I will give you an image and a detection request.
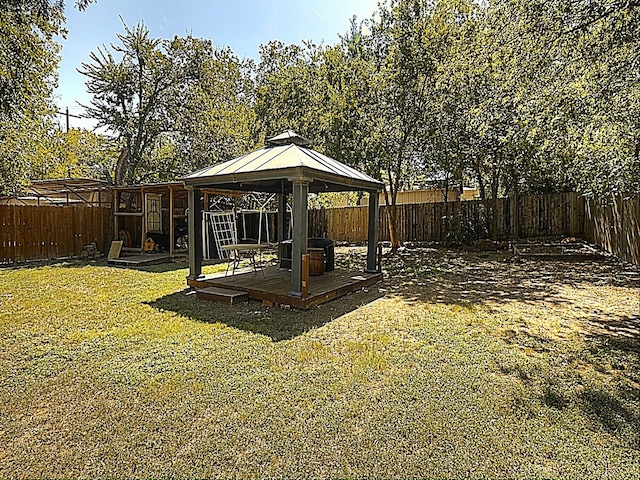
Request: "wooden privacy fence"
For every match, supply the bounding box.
[310,192,585,243]
[584,195,640,266]
[0,205,110,264]
[1,193,636,265]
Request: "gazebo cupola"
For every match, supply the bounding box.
[265,129,312,147]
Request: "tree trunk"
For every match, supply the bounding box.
[510,165,520,240]
[114,147,130,186]
[383,187,401,250]
[491,180,500,241]
[443,177,450,244]
[387,203,400,249]
[488,153,502,241]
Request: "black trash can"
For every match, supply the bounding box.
[280,240,293,269]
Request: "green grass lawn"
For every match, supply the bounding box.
[0,248,638,477]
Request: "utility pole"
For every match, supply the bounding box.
[56,108,83,132]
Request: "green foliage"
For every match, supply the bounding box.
[0,115,59,194]
[5,0,640,201]
[0,0,101,195]
[48,128,120,180]
[80,24,257,185]
[254,40,326,142]
[550,0,640,196]
[0,0,63,116]
[79,22,183,185]
[167,39,257,176]
[0,0,64,195]
[248,0,639,241]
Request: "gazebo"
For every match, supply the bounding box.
[182,130,384,307]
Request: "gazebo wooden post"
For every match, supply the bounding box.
[277,192,286,261]
[366,190,380,273]
[187,186,203,281]
[288,180,308,298]
[277,193,287,241]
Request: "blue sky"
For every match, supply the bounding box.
[55,0,379,130]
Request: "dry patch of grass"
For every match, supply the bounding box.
[0,247,638,477]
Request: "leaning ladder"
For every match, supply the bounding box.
[204,211,237,260]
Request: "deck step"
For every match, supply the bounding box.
[196,286,248,304]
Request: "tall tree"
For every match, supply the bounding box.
[367,0,440,247]
[321,20,383,177]
[0,0,99,195]
[254,40,326,142]
[552,0,640,196]
[81,25,257,184]
[0,0,63,115]
[168,39,257,175]
[0,0,64,194]
[80,22,189,185]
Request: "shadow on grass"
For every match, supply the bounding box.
[152,245,638,444]
[124,262,191,273]
[542,387,570,410]
[365,245,639,327]
[102,258,222,274]
[582,388,640,450]
[350,244,640,449]
[584,315,640,347]
[587,323,639,429]
[120,259,228,274]
[504,315,640,450]
[147,287,384,342]
[0,257,108,270]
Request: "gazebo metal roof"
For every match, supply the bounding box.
[182,131,383,193]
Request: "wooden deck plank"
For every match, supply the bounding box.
[107,253,184,267]
[108,253,172,266]
[188,266,382,309]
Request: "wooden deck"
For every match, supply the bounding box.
[187,266,382,309]
[108,253,174,266]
